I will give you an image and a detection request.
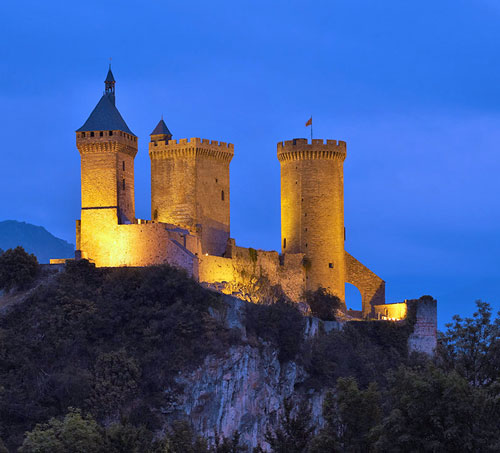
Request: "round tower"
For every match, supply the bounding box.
[278,138,347,300]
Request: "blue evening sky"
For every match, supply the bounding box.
[1,0,499,327]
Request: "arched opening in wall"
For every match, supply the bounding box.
[345,283,362,313]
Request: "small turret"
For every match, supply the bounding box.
[104,66,116,104]
[150,118,172,142]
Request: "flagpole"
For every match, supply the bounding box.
[310,115,313,141]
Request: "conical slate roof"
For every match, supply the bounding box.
[76,93,135,135]
[105,67,115,83]
[150,119,172,136]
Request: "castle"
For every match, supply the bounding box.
[70,67,389,318]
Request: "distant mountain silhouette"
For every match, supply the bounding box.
[0,220,74,264]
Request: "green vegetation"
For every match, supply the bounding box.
[304,287,342,321]
[0,261,236,449]
[0,246,39,292]
[248,248,258,263]
[263,300,500,452]
[0,255,498,452]
[17,410,246,453]
[245,299,305,363]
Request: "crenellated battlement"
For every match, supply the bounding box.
[277,138,346,161]
[149,137,234,162]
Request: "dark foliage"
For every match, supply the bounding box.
[0,246,39,292]
[303,318,413,389]
[438,300,500,387]
[0,262,233,449]
[304,287,342,321]
[374,365,500,452]
[245,299,305,362]
[264,399,314,453]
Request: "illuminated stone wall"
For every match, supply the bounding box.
[373,302,407,320]
[77,131,138,224]
[149,137,233,256]
[345,251,385,315]
[278,139,347,298]
[78,211,198,276]
[199,243,305,302]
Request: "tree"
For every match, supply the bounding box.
[309,378,381,453]
[439,300,500,387]
[0,246,38,292]
[167,421,209,453]
[265,399,314,453]
[304,287,342,321]
[373,365,500,452]
[19,408,104,453]
[213,431,246,453]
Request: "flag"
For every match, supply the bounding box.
[305,117,312,127]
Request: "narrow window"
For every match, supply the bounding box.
[81,132,85,138]
[329,263,334,269]
[305,213,307,217]
[109,131,113,136]
[283,238,286,249]
[221,190,224,201]
[215,178,218,183]
[122,179,125,190]
[305,228,308,232]
[305,243,308,248]
[122,161,125,171]
[100,131,103,137]
[90,132,94,137]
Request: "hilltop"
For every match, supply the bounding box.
[0,258,498,452]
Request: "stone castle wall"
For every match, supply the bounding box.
[408,297,437,355]
[199,244,305,302]
[149,138,233,256]
[78,210,198,276]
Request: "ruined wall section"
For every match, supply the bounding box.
[150,138,233,256]
[199,244,305,302]
[345,251,385,316]
[408,297,437,355]
[278,139,346,299]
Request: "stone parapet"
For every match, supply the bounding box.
[76,130,137,157]
[149,137,234,162]
[277,138,346,162]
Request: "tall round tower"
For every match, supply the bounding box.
[278,138,347,300]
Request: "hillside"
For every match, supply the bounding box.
[0,221,74,264]
[0,261,498,452]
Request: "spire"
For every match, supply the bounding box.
[105,65,116,105]
[150,118,172,140]
[76,66,135,135]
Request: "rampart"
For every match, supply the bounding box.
[149,137,234,161]
[199,244,305,302]
[277,138,347,161]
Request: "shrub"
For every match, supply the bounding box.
[0,246,39,292]
[245,299,305,362]
[304,287,342,321]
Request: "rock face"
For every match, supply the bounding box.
[164,297,327,449]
